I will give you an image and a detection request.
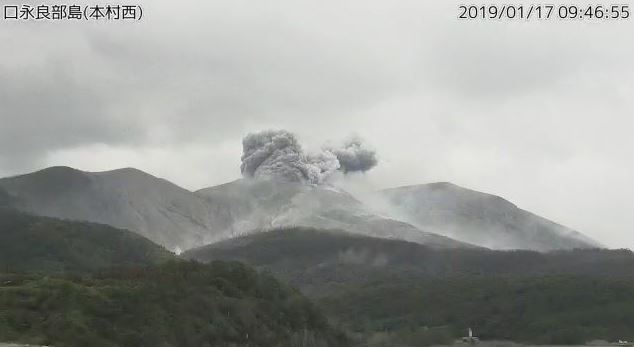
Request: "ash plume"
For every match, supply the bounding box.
[240,130,309,183]
[329,137,378,174]
[240,130,377,184]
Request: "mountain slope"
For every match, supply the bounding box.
[0,167,597,252]
[374,182,598,251]
[183,227,629,295]
[0,208,173,273]
[0,188,13,208]
[0,167,217,251]
[0,167,472,251]
[183,228,634,345]
[196,178,472,249]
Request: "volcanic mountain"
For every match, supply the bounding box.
[0,167,598,252]
[0,166,215,251]
[195,178,470,249]
[0,167,468,251]
[374,182,599,251]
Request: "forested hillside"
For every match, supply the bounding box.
[0,261,348,347]
[0,208,173,274]
[184,227,634,290]
[185,227,634,345]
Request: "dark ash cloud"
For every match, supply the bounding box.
[240,130,376,184]
[329,137,378,174]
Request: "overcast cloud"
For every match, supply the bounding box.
[1,0,633,248]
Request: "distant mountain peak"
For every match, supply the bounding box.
[30,166,155,177]
[196,178,473,249]
[376,183,598,251]
[25,165,88,178]
[384,182,519,209]
[41,165,81,172]
[0,166,212,251]
[100,167,148,175]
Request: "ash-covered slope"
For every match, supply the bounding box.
[0,166,215,251]
[0,167,473,252]
[375,182,599,251]
[196,178,473,249]
[201,129,475,248]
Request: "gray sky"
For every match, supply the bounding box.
[1,0,633,248]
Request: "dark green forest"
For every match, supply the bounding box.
[321,276,634,345]
[0,203,346,346]
[185,227,634,345]
[0,261,347,347]
[0,208,173,274]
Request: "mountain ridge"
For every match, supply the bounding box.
[195,178,474,249]
[0,166,599,252]
[183,227,628,293]
[374,182,598,251]
[0,166,215,251]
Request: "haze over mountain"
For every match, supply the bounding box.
[196,178,470,249]
[0,166,216,251]
[0,165,598,252]
[0,167,470,251]
[372,182,599,251]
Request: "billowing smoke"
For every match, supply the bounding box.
[329,137,378,174]
[305,151,340,183]
[240,130,309,182]
[240,130,377,184]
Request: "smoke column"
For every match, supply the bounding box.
[240,130,377,184]
[328,136,378,174]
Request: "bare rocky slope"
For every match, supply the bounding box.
[374,182,599,251]
[0,167,470,251]
[0,167,214,251]
[196,178,470,249]
[0,167,598,252]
